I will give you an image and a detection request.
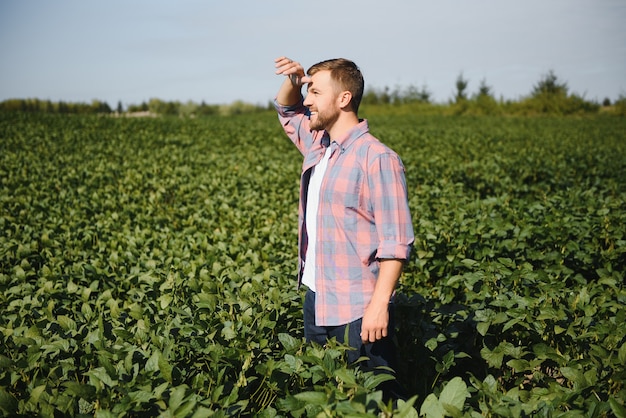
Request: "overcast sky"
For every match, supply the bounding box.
[1,0,624,107]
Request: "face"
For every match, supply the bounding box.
[303,70,341,132]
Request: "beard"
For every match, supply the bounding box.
[309,107,340,132]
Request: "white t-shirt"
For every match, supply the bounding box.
[301,146,332,292]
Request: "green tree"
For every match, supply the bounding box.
[455,73,469,103]
[198,101,219,116]
[179,100,199,118]
[148,98,178,116]
[531,70,568,98]
[516,70,599,115]
[472,78,499,115]
[477,78,492,99]
[402,84,431,104]
[90,99,111,114]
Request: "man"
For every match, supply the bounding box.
[273,56,414,396]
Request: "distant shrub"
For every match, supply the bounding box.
[218,100,266,116]
[613,94,626,116]
[510,70,600,115]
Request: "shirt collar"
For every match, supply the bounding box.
[325,119,369,153]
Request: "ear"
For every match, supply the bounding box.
[337,91,353,110]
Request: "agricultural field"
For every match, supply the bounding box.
[0,110,625,417]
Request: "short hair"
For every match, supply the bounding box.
[307,58,364,113]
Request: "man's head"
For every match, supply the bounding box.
[307,58,364,114]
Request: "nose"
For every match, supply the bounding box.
[303,94,312,107]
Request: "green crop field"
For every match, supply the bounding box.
[1,111,625,417]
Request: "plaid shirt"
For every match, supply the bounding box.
[276,99,414,326]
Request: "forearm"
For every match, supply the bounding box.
[371,259,404,306]
[360,259,404,343]
[276,76,302,107]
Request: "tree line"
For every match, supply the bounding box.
[1,71,625,117]
[0,99,113,114]
[362,70,625,116]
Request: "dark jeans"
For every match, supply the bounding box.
[303,289,405,400]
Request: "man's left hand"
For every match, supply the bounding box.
[360,300,389,343]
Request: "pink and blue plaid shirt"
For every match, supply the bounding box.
[276,99,414,326]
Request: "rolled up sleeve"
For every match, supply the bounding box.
[369,152,415,261]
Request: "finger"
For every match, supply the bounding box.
[363,328,384,343]
[274,57,294,71]
[276,59,305,78]
[274,57,290,67]
[363,330,377,343]
[275,62,295,75]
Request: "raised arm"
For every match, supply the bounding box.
[274,56,310,106]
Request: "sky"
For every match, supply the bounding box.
[1,0,625,108]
